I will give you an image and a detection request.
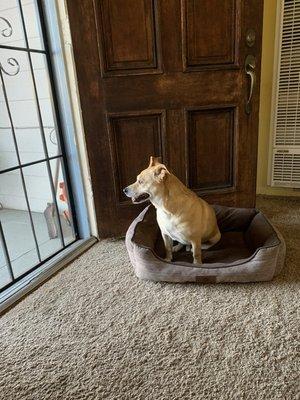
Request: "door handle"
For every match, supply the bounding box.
[245,55,256,114]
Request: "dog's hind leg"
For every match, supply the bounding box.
[201,231,221,249]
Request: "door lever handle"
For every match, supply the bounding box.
[245,55,256,114]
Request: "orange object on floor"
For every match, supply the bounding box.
[59,182,71,225]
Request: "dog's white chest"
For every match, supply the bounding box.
[156,209,189,244]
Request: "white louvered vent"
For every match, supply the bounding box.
[269,0,300,188]
[273,150,300,185]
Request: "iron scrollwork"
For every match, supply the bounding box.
[0,16,12,38]
[0,16,20,76]
[0,57,20,76]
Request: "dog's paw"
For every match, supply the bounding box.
[193,258,202,265]
[165,255,172,262]
[173,243,184,253]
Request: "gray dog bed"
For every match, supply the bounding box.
[125,205,286,283]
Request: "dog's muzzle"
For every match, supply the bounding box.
[123,187,149,203]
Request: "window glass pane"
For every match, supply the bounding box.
[0,234,12,289]
[50,157,76,245]
[22,161,64,260]
[0,0,78,288]
[31,53,61,156]
[0,0,26,48]
[0,88,19,170]
[20,0,44,50]
[0,170,39,278]
[0,48,46,164]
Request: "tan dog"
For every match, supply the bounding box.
[123,156,221,264]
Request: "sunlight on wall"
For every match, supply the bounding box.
[257,0,300,197]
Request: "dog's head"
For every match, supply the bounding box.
[123,156,170,204]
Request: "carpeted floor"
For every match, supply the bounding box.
[0,197,299,400]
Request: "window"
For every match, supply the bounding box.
[0,0,79,291]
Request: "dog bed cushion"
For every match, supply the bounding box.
[125,204,285,283]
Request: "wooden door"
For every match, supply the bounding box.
[67,0,263,237]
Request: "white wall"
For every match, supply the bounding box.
[0,0,63,212]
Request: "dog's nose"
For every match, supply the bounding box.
[123,187,128,194]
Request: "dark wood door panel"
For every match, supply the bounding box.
[187,107,235,192]
[94,0,161,76]
[182,0,240,70]
[108,111,165,203]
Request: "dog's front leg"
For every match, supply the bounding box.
[191,240,202,265]
[162,233,173,262]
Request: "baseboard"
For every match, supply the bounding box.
[257,193,300,202]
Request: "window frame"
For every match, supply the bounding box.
[0,0,93,306]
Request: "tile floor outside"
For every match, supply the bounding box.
[0,208,74,289]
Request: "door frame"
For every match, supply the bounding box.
[42,0,93,239]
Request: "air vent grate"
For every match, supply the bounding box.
[273,150,300,186]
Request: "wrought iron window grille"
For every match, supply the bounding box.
[0,0,79,291]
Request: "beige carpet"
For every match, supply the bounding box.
[0,197,299,400]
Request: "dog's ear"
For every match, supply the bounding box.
[154,165,169,182]
[149,156,162,167]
